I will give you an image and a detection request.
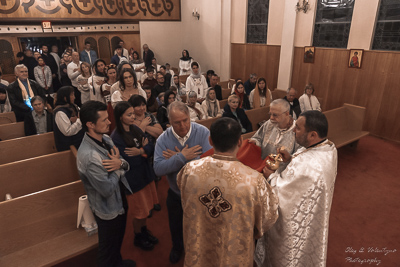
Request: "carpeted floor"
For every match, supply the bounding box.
[58,135,400,266]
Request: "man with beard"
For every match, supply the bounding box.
[77,100,136,267]
[249,99,299,163]
[255,111,338,267]
[60,53,72,86]
[244,73,257,96]
[41,44,61,91]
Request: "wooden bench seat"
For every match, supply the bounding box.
[0,122,24,140]
[324,103,369,148]
[0,132,56,165]
[245,106,270,131]
[221,88,231,99]
[0,180,98,267]
[0,150,79,201]
[271,89,286,100]
[0,112,16,125]
[219,99,227,109]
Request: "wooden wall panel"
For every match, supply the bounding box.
[291,47,400,142]
[231,43,280,90]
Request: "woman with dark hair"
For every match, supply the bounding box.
[179,49,193,76]
[111,68,146,108]
[111,101,159,251]
[185,61,208,103]
[130,51,145,82]
[233,81,251,110]
[142,85,158,113]
[249,77,272,109]
[299,83,321,112]
[201,88,222,119]
[89,59,107,103]
[77,62,92,104]
[156,89,176,130]
[53,86,84,151]
[128,95,163,142]
[104,64,118,133]
[223,95,252,134]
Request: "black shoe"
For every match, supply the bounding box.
[141,226,159,245]
[122,259,136,267]
[134,233,154,251]
[147,209,153,218]
[153,204,161,211]
[169,248,183,264]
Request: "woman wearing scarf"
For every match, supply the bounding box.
[179,50,193,75]
[34,57,52,93]
[187,91,206,122]
[249,77,272,109]
[171,74,186,102]
[130,51,145,83]
[53,86,84,151]
[89,59,107,103]
[0,86,12,113]
[185,62,208,103]
[201,88,222,119]
[233,81,251,110]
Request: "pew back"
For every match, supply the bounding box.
[0,112,16,125]
[245,106,270,131]
[0,150,79,200]
[0,122,24,140]
[0,132,56,165]
[271,89,286,100]
[219,99,227,109]
[221,88,231,100]
[0,180,98,267]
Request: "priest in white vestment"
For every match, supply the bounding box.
[249,99,299,160]
[177,117,279,267]
[255,110,338,267]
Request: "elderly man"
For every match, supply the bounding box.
[143,44,155,68]
[249,99,298,160]
[7,64,46,121]
[244,73,257,95]
[154,101,211,264]
[256,111,338,267]
[283,87,301,119]
[177,117,278,267]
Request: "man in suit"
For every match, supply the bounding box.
[283,87,301,119]
[142,44,155,68]
[7,64,46,121]
[80,41,98,65]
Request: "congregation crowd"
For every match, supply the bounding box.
[0,41,336,267]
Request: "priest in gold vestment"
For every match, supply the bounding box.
[177,117,279,267]
[255,111,338,267]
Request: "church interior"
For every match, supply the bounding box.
[0,0,399,266]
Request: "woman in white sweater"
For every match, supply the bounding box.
[299,83,321,112]
[179,50,193,75]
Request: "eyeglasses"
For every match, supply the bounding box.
[268,111,287,118]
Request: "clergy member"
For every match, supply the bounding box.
[255,110,338,267]
[177,117,278,267]
[249,99,299,160]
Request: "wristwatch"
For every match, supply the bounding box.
[120,160,128,170]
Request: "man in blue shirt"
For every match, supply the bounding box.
[154,101,212,264]
[80,41,98,65]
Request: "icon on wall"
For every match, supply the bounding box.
[304,46,315,63]
[348,49,364,69]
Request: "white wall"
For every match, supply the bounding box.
[140,0,231,80]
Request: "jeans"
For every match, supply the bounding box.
[166,188,184,252]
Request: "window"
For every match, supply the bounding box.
[0,40,15,75]
[313,0,355,48]
[372,0,400,51]
[247,0,270,44]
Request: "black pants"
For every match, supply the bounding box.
[72,86,82,107]
[166,189,184,252]
[94,213,127,267]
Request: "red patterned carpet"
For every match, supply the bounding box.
[57,135,400,266]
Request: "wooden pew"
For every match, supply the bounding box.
[245,106,270,131]
[271,89,286,100]
[0,150,79,201]
[219,99,228,109]
[221,88,231,99]
[0,180,98,267]
[0,112,16,125]
[179,74,189,84]
[0,122,24,140]
[0,132,56,165]
[219,80,229,89]
[324,103,369,148]
[197,117,219,129]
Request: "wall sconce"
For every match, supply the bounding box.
[296,0,310,13]
[192,8,200,20]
